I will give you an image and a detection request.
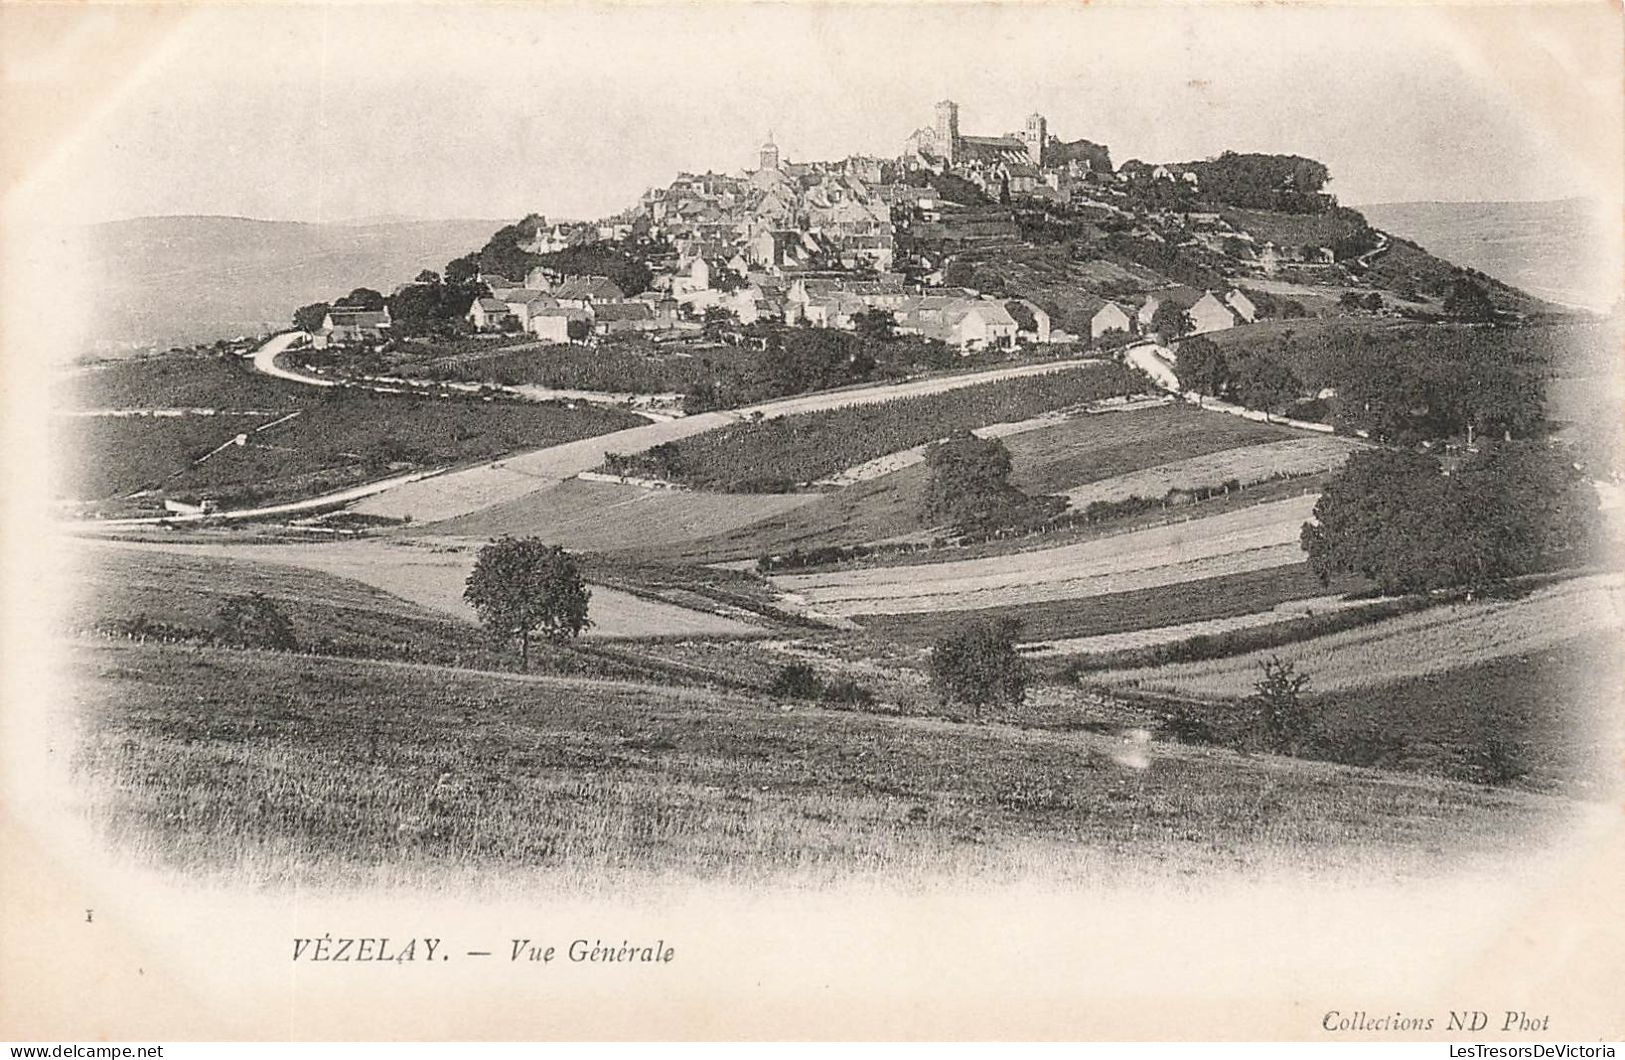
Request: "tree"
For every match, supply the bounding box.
[1444,275,1496,322]
[335,287,386,311]
[1174,334,1229,403]
[1300,443,1598,594]
[919,431,1060,532]
[463,538,592,669]
[759,328,862,396]
[853,308,896,342]
[929,617,1027,712]
[215,592,298,651]
[414,269,441,285]
[701,305,739,343]
[1150,300,1193,343]
[293,302,331,334]
[566,317,591,342]
[445,253,481,285]
[1251,656,1312,753]
[1229,352,1301,420]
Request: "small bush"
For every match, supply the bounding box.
[930,617,1027,712]
[768,662,823,699]
[215,592,299,651]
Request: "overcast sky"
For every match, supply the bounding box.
[7,3,1622,225]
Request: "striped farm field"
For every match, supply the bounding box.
[770,493,1319,618]
[1003,402,1297,496]
[425,477,818,552]
[1092,573,1625,700]
[1060,436,1364,509]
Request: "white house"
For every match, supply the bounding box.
[1078,297,1134,342]
[468,298,512,331]
[1138,287,1238,336]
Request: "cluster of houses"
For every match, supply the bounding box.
[314,102,1303,355]
[466,273,673,342]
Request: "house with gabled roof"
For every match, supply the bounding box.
[551,275,626,307]
[1137,286,1238,335]
[317,307,391,347]
[1075,296,1135,342]
[468,297,513,332]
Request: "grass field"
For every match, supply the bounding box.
[58,390,644,508]
[854,562,1373,645]
[403,341,757,396]
[87,539,765,640]
[770,493,1320,618]
[1000,403,1297,495]
[1057,436,1363,508]
[1301,630,1624,796]
[581,407,1318,567]
[59,353,306,411]
[68,639,1572,887]
[608,364,1140,492]
[424,477,819,553]
[72,544,678,680]
[1093,573,1624,699]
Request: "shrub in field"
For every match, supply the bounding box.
[767,663,876,708]
[464,538,592,670]
[919,431,1064,533]
[215,593,298,651]
[768,662,822,699]
[1468,734,1529,787]
[930,617,1028,713]
[1250,655,1312,753]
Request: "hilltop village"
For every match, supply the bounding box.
[303,99,1455,358]
[65,89,1621,894]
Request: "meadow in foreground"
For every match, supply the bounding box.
[67,638,1574,892]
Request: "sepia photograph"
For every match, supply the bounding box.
[1,0,1622,1044]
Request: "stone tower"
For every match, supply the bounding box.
[1023,112,1047,166]
[934,100,960,164]
[759,132,780,171]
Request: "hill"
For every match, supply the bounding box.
[79,215,504,348]
[1358,199,1619,312]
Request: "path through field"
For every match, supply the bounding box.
[769,493,1321,618]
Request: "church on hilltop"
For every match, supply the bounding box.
[905,100,1046,167]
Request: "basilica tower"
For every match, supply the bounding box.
[934,100,960,164]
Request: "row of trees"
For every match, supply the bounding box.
[1326,338,1543,445]
[1174,334,1305,418]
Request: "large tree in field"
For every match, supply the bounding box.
[919,431,1060,532]
[1301,442,1598,594]
[463,538,592,669]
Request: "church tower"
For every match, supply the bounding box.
[934,100,960,164]
[759,133,780,172]
[1023,112,1047,166]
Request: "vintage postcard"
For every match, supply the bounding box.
[1,0,1621,1042]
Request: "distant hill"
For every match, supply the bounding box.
[79,215,506,349]
[1358,199,1619,312]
